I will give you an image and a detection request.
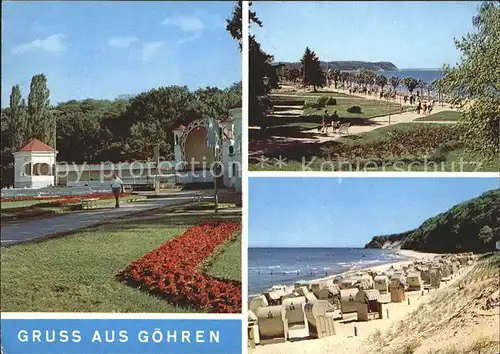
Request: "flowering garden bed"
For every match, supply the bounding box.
[116,220,242,313]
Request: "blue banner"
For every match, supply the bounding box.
[1,319,242,354]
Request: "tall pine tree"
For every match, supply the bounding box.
[27,74,54,146]
[300,47,325,91]
[7,85,28,150]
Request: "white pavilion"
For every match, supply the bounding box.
[13,139,58,188]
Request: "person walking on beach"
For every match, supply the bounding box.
[111,174,124,208]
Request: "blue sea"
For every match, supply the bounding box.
[380,69,443,84]
[248,247,409,295]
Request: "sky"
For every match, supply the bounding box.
[251,1,481,69]
[1,1,241,106]
[249,177,499,248]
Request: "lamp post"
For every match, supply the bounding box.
[53,120,57,187]
[262,75,269,95]
[262,75,270,115]
[214,149,219,214]
[388,97,391,125]
[154,143,160,194]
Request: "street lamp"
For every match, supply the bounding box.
[262,75,270,115]
[154,143,160,194]
[262,75,269,95]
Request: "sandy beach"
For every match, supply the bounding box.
[249,251,498,354]
[256,249,439,295]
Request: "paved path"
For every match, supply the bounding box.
[284,105,454,143]
[1,195,201,246]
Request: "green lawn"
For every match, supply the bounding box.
[203,230,241,282]
[302,97,404,118]
[414,111,462,122]
[276,90,355,98]
[1,206,242,312]
[1,196,146,224]
[1,199,50,209]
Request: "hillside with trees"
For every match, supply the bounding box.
[364,189,500,253]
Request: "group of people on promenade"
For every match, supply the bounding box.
[320,110,340,134]
[416,99,435,115]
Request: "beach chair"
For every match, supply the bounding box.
[282,296,309,339]
[256,306,289,344]
[304,299,336,338]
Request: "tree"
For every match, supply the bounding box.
[300,47,325,91]
[478,225,494,245]
[389,76,402,93]
[330,69,341,89]
[27,74,54,146]
[375,75,388,92]
[226,0,262,51]
[283,66,300,83]
[359,68,376,90]
[340,72,349,89]
[244,1,278,124]
[6,85,28,150]
[416,79,426,97]
[438,1,499,160]
[191,85,241,120]
[403,77,418,94]
[425,82,434,99]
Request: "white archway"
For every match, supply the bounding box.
[179,119,222,167]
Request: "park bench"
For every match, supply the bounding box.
[81,198,99,210]
[337,123,350,135]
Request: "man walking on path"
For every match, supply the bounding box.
[111,174,124,208]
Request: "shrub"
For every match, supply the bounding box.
[324,125,462,161]
[303,101,316,109]
[325,97,337,105]
[304,100,324,110]
[347,105,362,113]
[317,96,328,106]
[270,99,305,106]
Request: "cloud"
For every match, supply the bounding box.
[140,41,165,61]
[161,16,205,32]
[108,36,138,48]
[11,33,66,55]
[177,33,202,45]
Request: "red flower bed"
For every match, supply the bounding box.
[2,193,130,205]
[117,220,242,313]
